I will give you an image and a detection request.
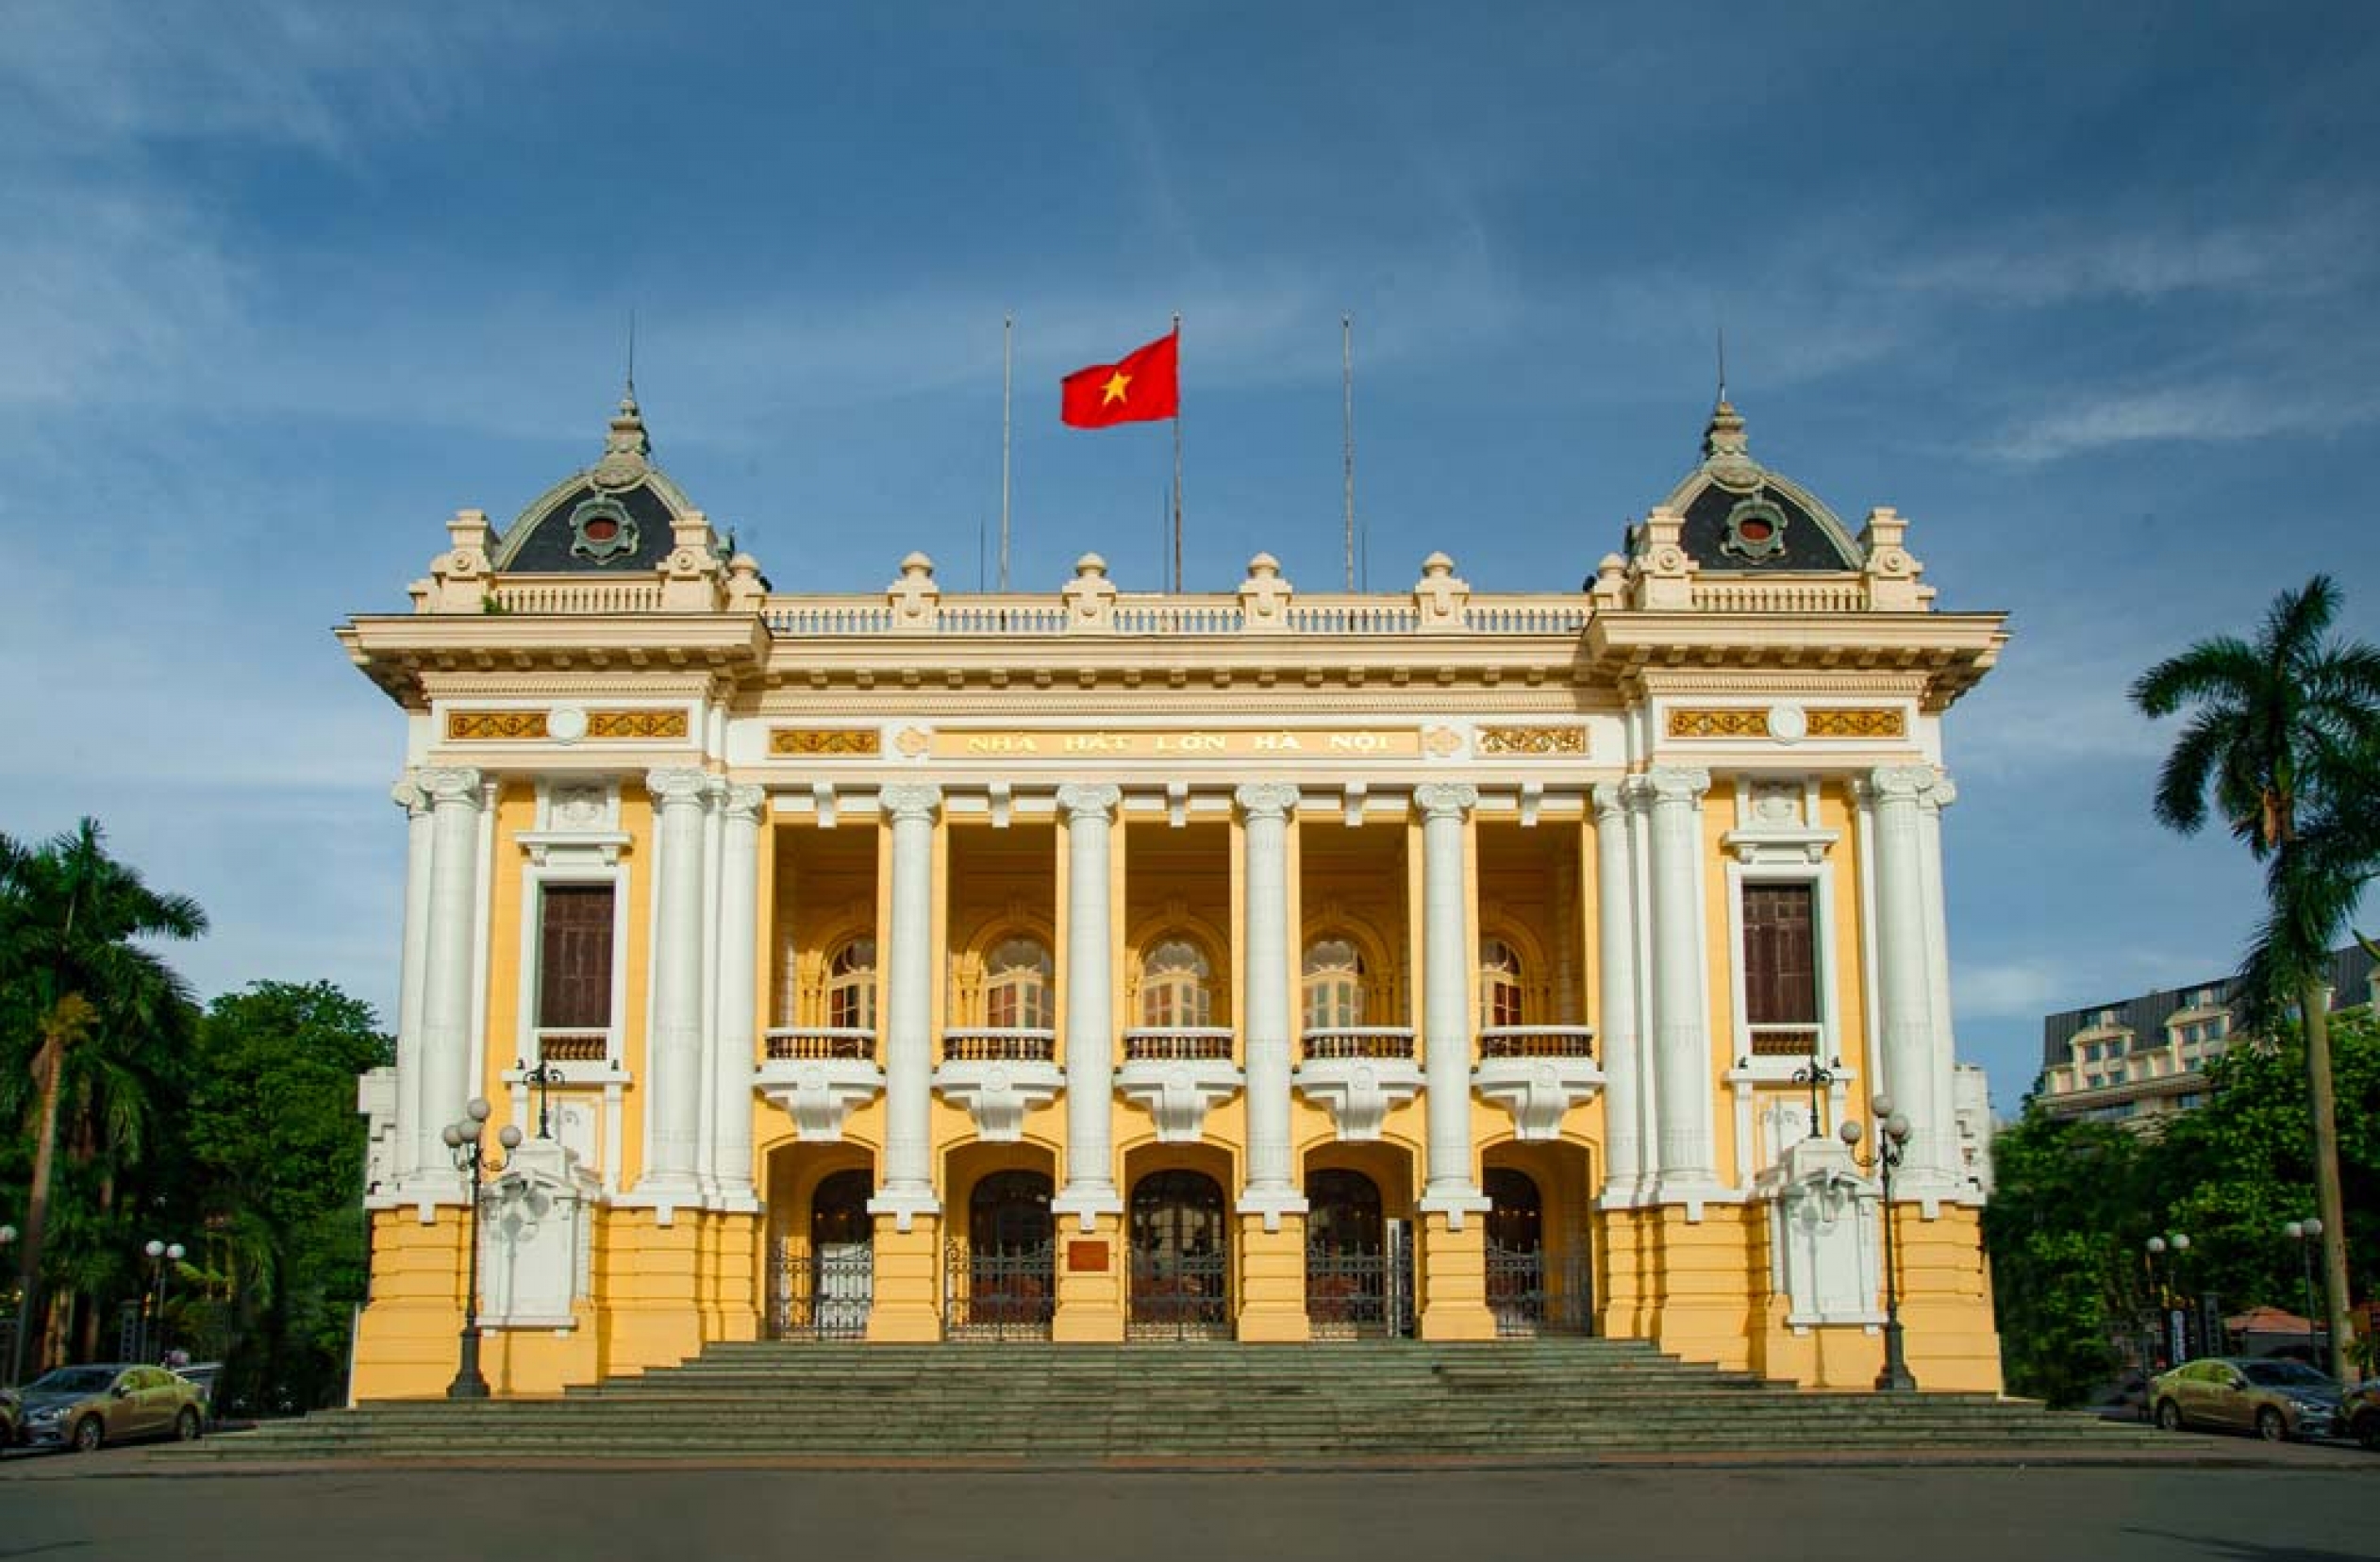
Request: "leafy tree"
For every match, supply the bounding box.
[1983,1114,2153,1404]
[0,820,205,1371]
[185,981,391,1412]
[2132,575,2380,1378]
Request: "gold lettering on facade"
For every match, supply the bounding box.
[1474,725,1588,756]
[770,727,881,756]
[925,728,1423,760]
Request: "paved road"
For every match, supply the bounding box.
[5,1463,2376,1562]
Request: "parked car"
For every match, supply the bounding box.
[13,1364,208,1453]
[2340,1379,2380,1451]
[0,1386,20,1449]
[2151,1355,2341,1441]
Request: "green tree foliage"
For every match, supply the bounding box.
[185,982,391,1412]
[1990,1007,2380,1402]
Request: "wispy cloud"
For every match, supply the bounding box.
[1880,206,2372,308]
[1988,377,2380,463]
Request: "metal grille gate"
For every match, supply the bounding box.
[1304,1223,1416,1339]
[944,1241,1056,1339]
[1128,1249,1230,1339]
[1486,1242,1594,1337]
[767,1242,874,1341]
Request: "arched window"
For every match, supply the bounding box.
[1479,937,1524,1028]
[1303,939,1367,1031]
[827,939,877,1031]
[985,937,1054,1029]
[1140,939,1213,1027]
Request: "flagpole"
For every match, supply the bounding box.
[1000,314,1013,592]
[1171,312,1183,595]
[1342,313,1356,592]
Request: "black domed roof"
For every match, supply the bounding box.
[491,390,703,574]
[1656,401,1863,573]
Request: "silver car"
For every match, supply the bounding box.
[14,1364,208,1453]
[2151,1355,2341,1441]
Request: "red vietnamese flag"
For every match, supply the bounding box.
[1060,328,1179,427]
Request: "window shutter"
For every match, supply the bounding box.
[1741,884,1817,1025]
[540,885,616,1029]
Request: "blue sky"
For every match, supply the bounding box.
[2,2,2374,1112]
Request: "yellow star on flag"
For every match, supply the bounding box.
[1101,371,1132,406]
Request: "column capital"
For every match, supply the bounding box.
[391,776,430,817]
[1056,782,1122,822]
[1920,772,1958,812]
[645,767,713,808]
[1865,763,1939,805]
[879,783,943,823]
[1589,781,1629,822]
[417,766,484,807]
[720,783,767,824]
[1412,782,1479,823]
[1235,782,1300,822]
[1643,765,1711,806]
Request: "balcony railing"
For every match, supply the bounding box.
[1748,1023,1825,1058]
[534,1029,611,1064]
[763,1027,877,1063]
[1300,1027,1417,1062]
[1122,1027,1236,1063]
[941,1028,1058,1064]
[1477,1025,1597,1061]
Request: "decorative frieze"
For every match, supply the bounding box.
[448,710,548,740]
[1666,706,1905,739]
[1475,724,1587,756]
[445,708,690,741]
[771,727,883,756]
[1669,708,1770,739]
[587,709,689,740]
[1806,707,1906,739]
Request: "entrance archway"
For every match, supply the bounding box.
[763,1145,874,1340]
[1129,1169,1228,1337]
[950,1165,1055,1338]
[1482,1141,1594,1336]
[1305,1168,1410,1337]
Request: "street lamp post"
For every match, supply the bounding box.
[2145,1232,2191,1365]
[1839,1093,1917,1392]
[2285,1218,2325,1362]
[139,1239,186,1363]
[517,1056,567,1140]
[1790,1054,1842,1139]
[441,1097,523,1401]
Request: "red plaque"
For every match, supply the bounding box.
[1067,1240,1109,1273]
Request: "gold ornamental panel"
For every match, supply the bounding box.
[1667,708,1769,739]
[925,727,1423,760]
[586,709,690,739]
[1475,725,1588,756]
[1667,706,1905,739]
[1806,707,1906,739]
[447,710,548,740]
[771,727,883,756]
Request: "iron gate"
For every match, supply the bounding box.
[1486,1242,1594,1337]
[1305,1222,1415,1339]
[1128,1248,1230,1338]
[768,1241,874,1341]
[945,1240,1056,1339]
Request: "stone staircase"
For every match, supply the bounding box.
[177,1339,2165,1464]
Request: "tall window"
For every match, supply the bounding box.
[538,884,615,1029]
[985,937,1054,1029]
[1479,937,1524,1028]
[828,939,877,1031]
[1140,939,1213,1027]
[1303,939,1367,1031]
[1740,883,1817,1049]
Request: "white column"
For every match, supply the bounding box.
[1646,765,1717,1196]
[389,776,434,1190]
[640,767,712,1198]
[1052,784,1123,1229]
[1236,783,1307,1227]
[1870,764,1954,1189]
[870,783,943,1228]
[413,766,484,1189]
[1919,774,1963,1193]
[710,784,765,1205]
[1416,783,1488,1221]
[1592,782,1643,1197]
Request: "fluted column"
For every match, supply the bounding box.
[640,768,712,1199]
[1052,784,1124,1228]
[414,766,484,1189]
[1236,783,1307,1226]
[1869,764,1954,1188]
[870,784,943,1228]
[1592,782,1644,1196]
[710,784,765,1205]
[1919,774,1963,1192]
[389,776,434,1191]
[1416,783,1488,1221]
[1646,765,1716,1195]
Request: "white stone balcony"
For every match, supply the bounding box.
[1473,1025,1602,1140]
[755,1027,882,1142]
[934,1028,1063,1142]
[1293,1027,1421,1142]
[1117,1027,1241,1143]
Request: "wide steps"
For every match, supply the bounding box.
[175,1339,2166,1462]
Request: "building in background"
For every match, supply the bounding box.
[2036,945,2379,1130]
[343,390,2009,1398]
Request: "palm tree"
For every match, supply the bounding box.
[2132,575,2380,1382]
[0,820,206,1378]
